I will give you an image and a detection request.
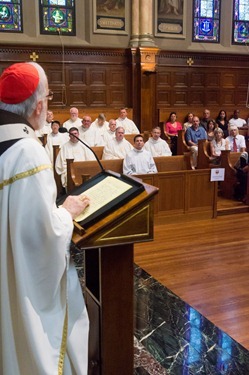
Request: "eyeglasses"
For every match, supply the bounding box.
[45,90,53,101]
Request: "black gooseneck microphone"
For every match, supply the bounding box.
[59,127,105,173]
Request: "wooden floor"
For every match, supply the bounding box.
[134,206,249,350]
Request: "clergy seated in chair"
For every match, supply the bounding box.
[123,134,157,175]
[102,126,133,160]
[55,127,95,189]
[144,126,172,157]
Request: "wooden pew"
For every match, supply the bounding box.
[66,156,217,221]
[66,154,192,192]
[196,139,213,169]
[177,129,190,155]
[135,169,217,221]
[92,146,104,160]
[38,134,48,147]
[219,150,241,199]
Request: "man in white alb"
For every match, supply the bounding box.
[78,115,104,146]
[55,126,95,188]
[63,107,82,130]
[123,134,158,175]
[91,113,109,136]
[102,126,133,159]
[45,120,69,163]
[102,118,117,145]
[144,126,172,156]
[116,107,139,134]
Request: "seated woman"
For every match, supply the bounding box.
[183,112,194,131]
[216,109,229,137]
[210,128,230,164]
[164,111,182,155]
[206,119,218,141]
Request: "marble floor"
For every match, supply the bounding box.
[74,245,249,375]
[133,265,249,375]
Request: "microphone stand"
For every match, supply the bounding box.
[59,127,105,173]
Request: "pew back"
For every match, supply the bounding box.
[66,154,192,191]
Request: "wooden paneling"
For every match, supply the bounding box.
[0,45,132,109]
[156,51,249,125]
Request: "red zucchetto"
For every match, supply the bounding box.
[0,63,39,104]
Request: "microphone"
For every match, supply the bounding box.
[59,127,105,172]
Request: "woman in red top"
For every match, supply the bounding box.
[164,112,182,155]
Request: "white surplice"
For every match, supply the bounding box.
[0,122,89,375]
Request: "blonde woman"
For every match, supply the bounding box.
[210,128,230,163]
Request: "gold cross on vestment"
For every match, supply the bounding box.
[30,52,39,62]
[187,58,194,66]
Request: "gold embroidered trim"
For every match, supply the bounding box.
[0,164,52,190]
[58,305,68,375]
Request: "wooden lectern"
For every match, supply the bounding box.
[70,180,158,375]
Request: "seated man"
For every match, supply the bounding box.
[91,113,109,136]
[185,116,207,167]
[102,126,133,160]
[116,107,139,134]
[123,134,158,175]
[78,115,104,146]
[45,120,69,163]
[102,119,117,145]
[228,109,247,128]
[63,107,82,130]
[35,110,53,137]
[226,125,246,152]
[55,127,95,189]
[200,108,211,130]
[144,126,172,156]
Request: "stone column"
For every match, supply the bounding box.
[130,0,156,47]
[139,0,155,46]
[129,0,140,47]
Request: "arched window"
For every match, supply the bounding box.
[193,0,221,42]
[39,0,75,35]
[0,0,22,32]
[233,0,249,44]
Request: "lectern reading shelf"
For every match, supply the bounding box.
[57,170,145,229]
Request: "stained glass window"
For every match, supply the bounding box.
[193,0,221,42]
[0,0,22,32]
[39,0,75,35]
[233,0,249,44]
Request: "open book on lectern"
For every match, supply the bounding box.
[57,170,145,229]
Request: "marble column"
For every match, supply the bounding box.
[130,0,156,47]
[130,0,140,47]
